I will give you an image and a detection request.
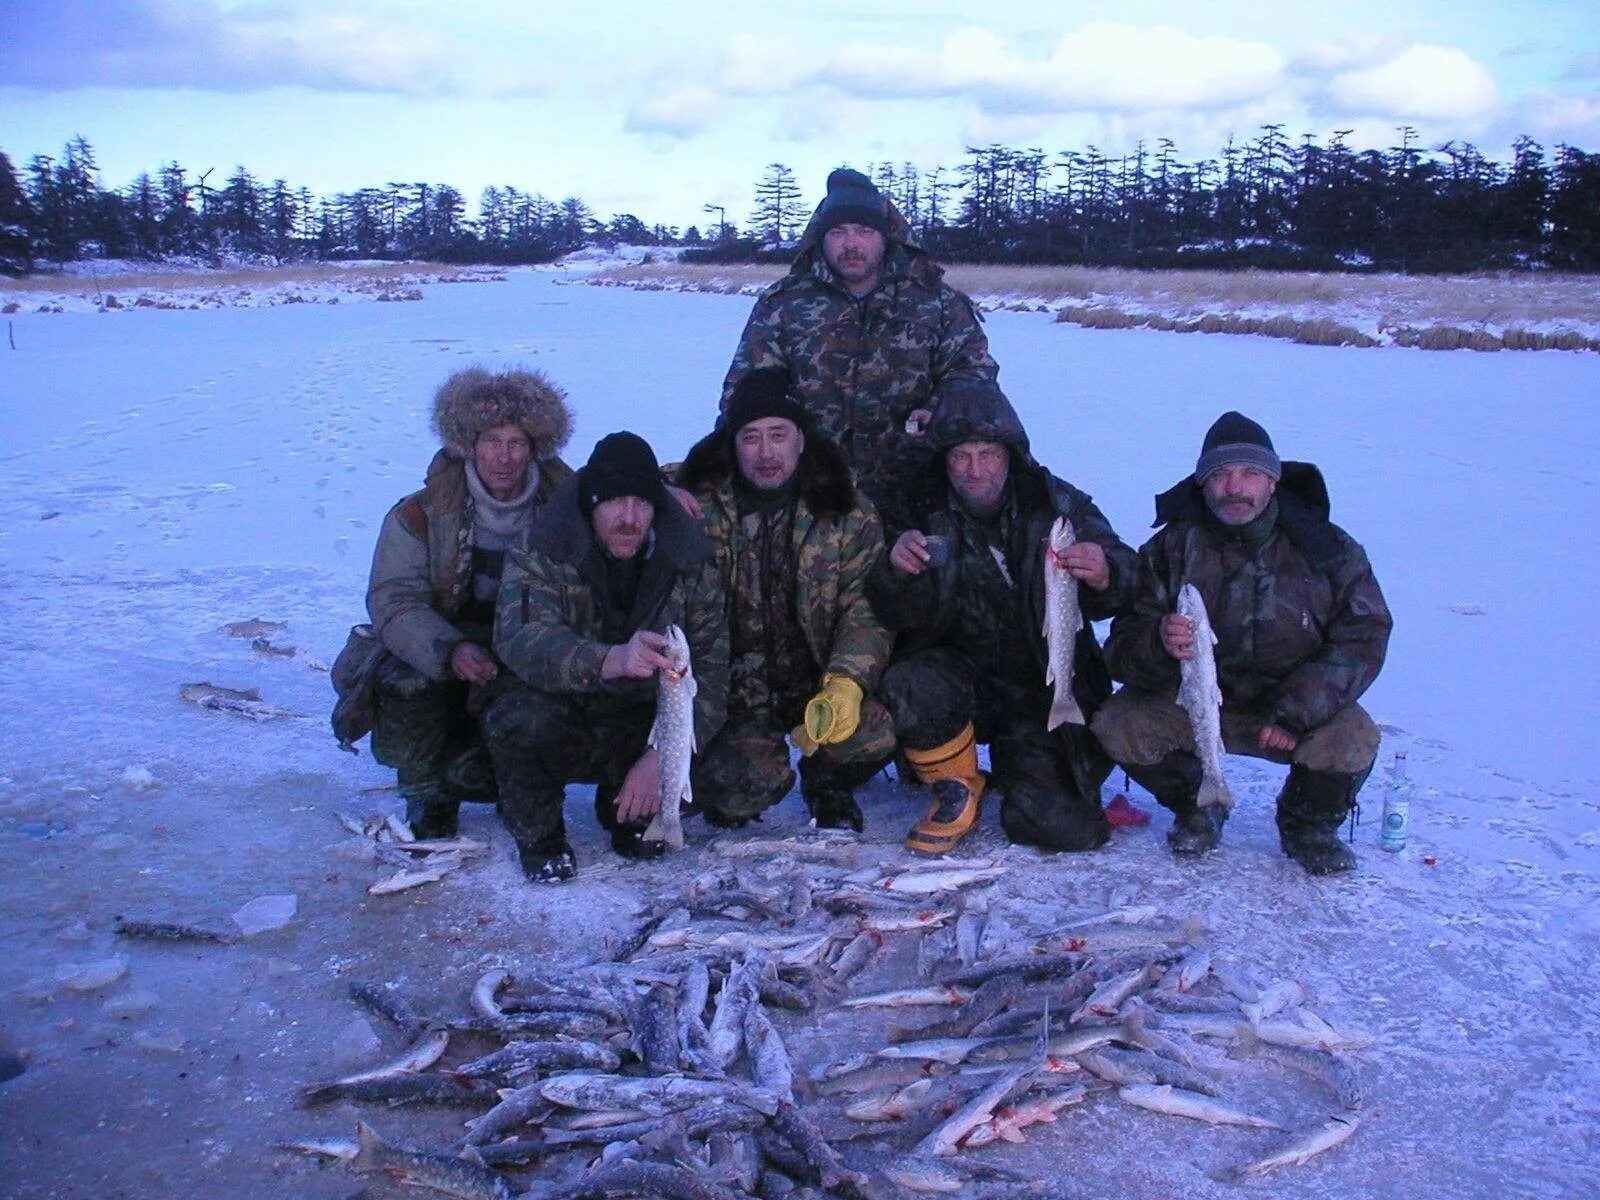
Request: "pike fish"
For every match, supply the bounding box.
[962,1086,1085,1147]
[644,623,695,851]
[1176,583,1233,810]
[351,1121,516,1200]
[1043,515,1086,729]
[1118,1083,1286,1130]
[178,682,304,721]
[1215,1114,1360,1181]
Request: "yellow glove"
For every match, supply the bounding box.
[791,674,864,757]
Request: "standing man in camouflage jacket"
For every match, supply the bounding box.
[677,369,895,832]
[1094,412,1392,874]
[364,367,573,839]
[486,432,729,882]
[721,168,997,507]
[867,378,1138,855]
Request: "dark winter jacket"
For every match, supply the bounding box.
[720,207,996,497]
[1104,463,1392,736]
[367,449,572,680]
[867,383,1138,795]
[677,429,891,700]
[493,475,729,750]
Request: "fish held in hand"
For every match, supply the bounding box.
[1043,516,1086,729]
[1175,584,1232,810]
[644,623,696,851]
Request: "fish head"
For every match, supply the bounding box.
[662,624,691,675]
[1049,515,1076,554]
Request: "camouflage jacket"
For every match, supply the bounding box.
[676,431,891,700]
[493,476,729,750]
[366,449,572,680]
[720,236,996,493]
[1104,464,1392,737]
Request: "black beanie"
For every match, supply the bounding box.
[814,168,888,237]
[578,431,668,516]
[1195,411,1282,482]
[724,368,805,435]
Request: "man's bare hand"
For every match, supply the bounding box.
[1053,541,1111,591]
[450,641,499,685]
[1161,613,1195,661]
[890,529,931,575]
[614,748,662,824]
[1258,725,1298,753]
[601,630,674,680]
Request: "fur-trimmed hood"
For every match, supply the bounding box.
[676,426,858,522]
[431,367,574,461]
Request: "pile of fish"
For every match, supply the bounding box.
[337,810,490,896]
[286,837,1369,1197]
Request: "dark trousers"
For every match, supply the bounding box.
[369,657,492,804]
[881,647,1110,851]
[481,683,653,851]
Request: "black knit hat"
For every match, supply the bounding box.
[578,431,668,516]
[724,368,805,435]
[1195,411,1282,482]
[815,168,888,237]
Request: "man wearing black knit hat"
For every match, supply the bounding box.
[676,368,896,831]
[484,432,728,882]
[720,167,997,508]
[1094,412,1392,875]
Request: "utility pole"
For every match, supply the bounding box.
[703,203,726,242]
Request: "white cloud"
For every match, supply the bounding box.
[625,85,723,138]
[1328,45,1500,121]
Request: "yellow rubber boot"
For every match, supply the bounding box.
[902,723,985,854]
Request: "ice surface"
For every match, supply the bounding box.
[1,267,1597,1197]
[232,895,299,936]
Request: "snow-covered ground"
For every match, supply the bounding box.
[1,267,1597,1198]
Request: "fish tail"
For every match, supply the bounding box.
[1047,693,1085,730]
[352,1121,387,1171]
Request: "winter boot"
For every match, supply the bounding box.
[1126,751,1225,857]
[903,724,986,854]
[800,756,878,833]
[519,834,576,884]
[592,785,666,860]
[1276,765,1360,875]
[401,779,461,841]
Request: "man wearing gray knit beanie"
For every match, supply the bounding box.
[1093,412,1392,875]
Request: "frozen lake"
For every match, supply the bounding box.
[1,268,1597,1198]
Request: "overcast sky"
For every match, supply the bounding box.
[3,0,1597,230]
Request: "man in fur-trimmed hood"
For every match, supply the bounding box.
[676,368,895,832]
[361,366,574,839]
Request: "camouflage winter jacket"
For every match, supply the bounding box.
[1104,464,1392,737]
[367,450,572,680]
[676,430,891,699]
[493,476,729,750]
[721,228,996,494]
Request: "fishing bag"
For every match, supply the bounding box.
[329,623,389,752]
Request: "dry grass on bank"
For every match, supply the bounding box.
[4,261,499,296]
[597,261,1600,352]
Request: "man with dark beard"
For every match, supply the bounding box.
[1094,412,1392,874]
[485,433,728,882]
[677,369,895,832]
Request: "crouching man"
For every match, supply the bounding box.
[364,368,573,838]
[1094,412,1392,874]
[867,379,1137,855]
[677,369,895,832]
[485,432,728,882]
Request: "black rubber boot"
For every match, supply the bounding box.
[402,781,460,840]
[609,823,666,860]
[800,757,877,833]
[1126,751,1225,857]
[1277,766,1360,875]
[519,834,576,883]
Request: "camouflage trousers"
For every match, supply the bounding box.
[1092,689,1380,776]
[480,683,653,851]
[880,648,1112,852]
[694,701,896,823]
[368,657,496,806]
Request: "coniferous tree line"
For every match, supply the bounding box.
[2,127,1597,277]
